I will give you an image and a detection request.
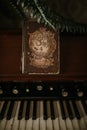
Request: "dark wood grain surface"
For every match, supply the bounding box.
[0,29,87,81]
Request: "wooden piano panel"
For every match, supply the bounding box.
[0,29,87,81]
[60,33,87,75]
[0,30,22,74]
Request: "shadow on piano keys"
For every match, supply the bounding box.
[0,81,87,130]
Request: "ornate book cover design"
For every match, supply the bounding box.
[22,20,60,74]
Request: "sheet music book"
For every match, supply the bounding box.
[22,20,60,74]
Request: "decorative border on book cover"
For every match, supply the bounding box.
[22,20,60,74]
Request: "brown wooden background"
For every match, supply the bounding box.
[0,29,87,81]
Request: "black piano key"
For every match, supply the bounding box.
[53,101,58,118]
[50,100,55,119]
[47,101,51,119]
[81,100,87,115]
[18,101,24,120]
[0,101,8,119]
[43,101,47,120]
[72,100,81,119]
[25,101,30,120]
[66,100,74,119]
[36,101,40,119]
[0,101,4,113]
[29,101,33,119]
[6,101,15,120]
[59,100,66,119]
[32,101,37,120]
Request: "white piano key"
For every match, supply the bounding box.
[66,118,74,130]
[5,101,18,130]
[77,101,87,127]
[72,118,81,130]
[0,101,10,130]
[0,118,7,130]
[19,118,25,130]
[19,101,27,130]
[11,101,20,130]
[76,100,87,130]
[26,119,32,130]
[63,101,74,130]
[47,117,53,130]
[69,101,80,130]
[77,101,86,117]
[39,101,46,130]
[79,118,87,130]
[52,101,60,130]
[25,101,33,130]
[46,101,53,130]
[53,117,60,130]
[56,101,67,130]
[33,101,40,130]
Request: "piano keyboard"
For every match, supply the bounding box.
[0,99,87,130]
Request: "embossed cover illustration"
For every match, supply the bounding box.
[22,20,60,74]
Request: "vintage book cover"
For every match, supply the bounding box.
[22,20,60,74]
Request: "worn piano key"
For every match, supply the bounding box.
[18,100,24,120]
[0,101,10,130]
[59,100,66,119]
[19,101,27,130]
[76,100,87,130]
[25,101,30,120]
[72,100,81,119]
[63,100,74,130]
[11,101,20,130]
[76,101,84,117]
[32,101,37,120]
[56,100,67,130]
[6,101,15,120]
[66,100,74,119]
[33,101,40,130]
[26,101,33,130]
[52,101,60,130]
[81,100,87,115]
[5,101,18,130]
[69,100,80,130]
[39,101,46,130]
[50,100,55,119]
[76,101,87,127]
[46,100,53,130]
[0,101,8,120]
[43,101,47,120]
[79,101,87,127]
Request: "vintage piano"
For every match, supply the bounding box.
[0,0,87,130]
